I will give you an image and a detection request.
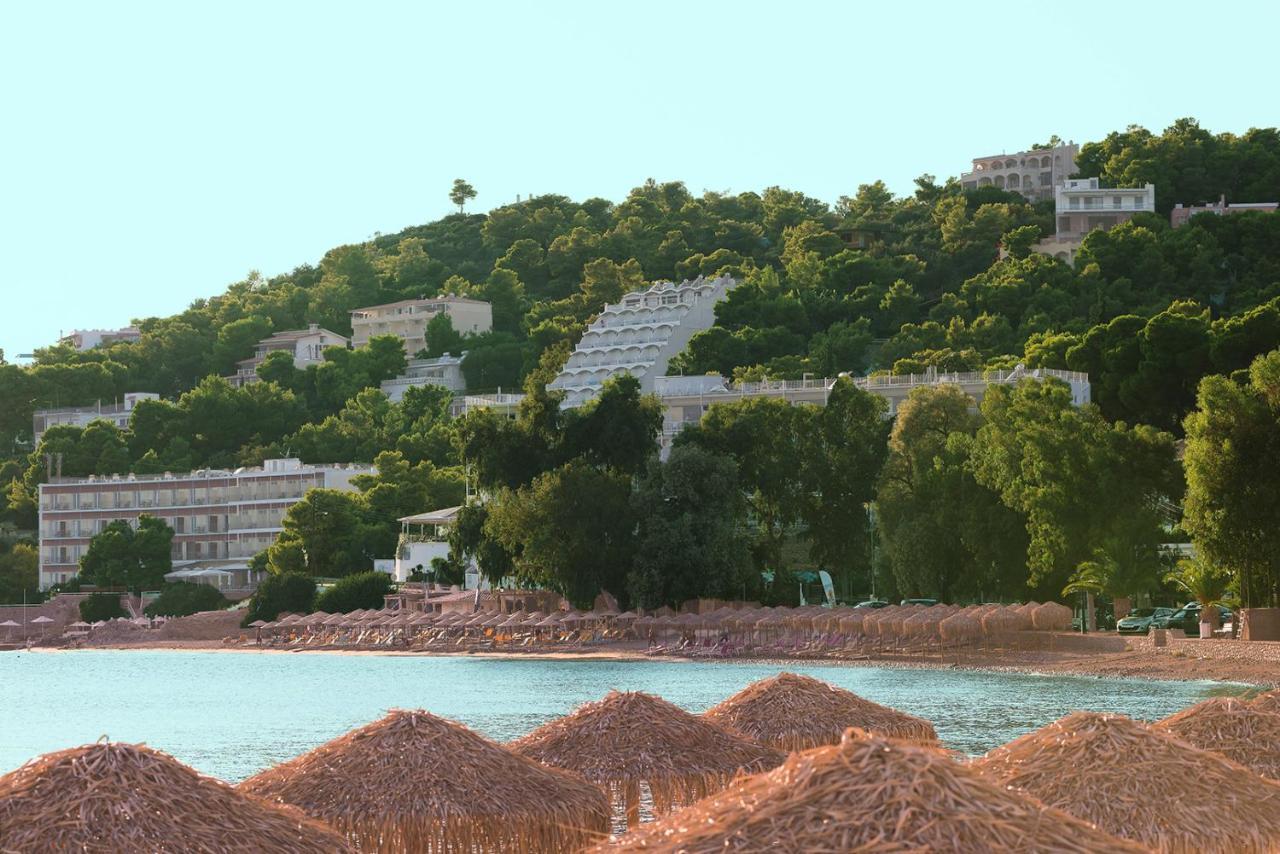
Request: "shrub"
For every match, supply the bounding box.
[315,571,395,614]
[79,592,126,623]
[144,582,228,618]
[241,572,317,627]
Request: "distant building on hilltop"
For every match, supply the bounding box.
[380,353,468,401]
[228,324,348,387]
[36,458,372,591]
[349,297,492,355]
[1031,177,1156,264]
[33,393,160,444]
[1170,195,1279,228]
[960,142,1079,203]
[549,275,737,408]
[58,327,141,351]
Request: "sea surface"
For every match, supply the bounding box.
[0,650,1247,782]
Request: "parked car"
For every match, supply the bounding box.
[900,598,938,607]
[1155,604,1234,636]
[854,600,890,609]
[1116,607,1175,634]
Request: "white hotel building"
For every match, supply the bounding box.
[37,458,371,590]
[549,275,737,408]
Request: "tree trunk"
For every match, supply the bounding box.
[1085,592,1097,633]
[1113,596,1131,620]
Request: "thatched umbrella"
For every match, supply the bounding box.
[1254,690,1280,713]
[240,710,609,852]
[1030,601,1072,630]
[973,711,1280,852]
[703,672,937,750]
[598,728,1143,853]
[1157,697,1280,781]
[511,690,783,828]
[0,742,351,853]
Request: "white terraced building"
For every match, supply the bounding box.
[549,275,737,407]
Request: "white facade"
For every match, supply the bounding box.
[36,458,373,590]
[1034,177,1157,263]
[59,327,141,351]
[448,393,525,419]
[960,142,1079,203]
[350,297,492,355]
[549,275,737,408]
[229,324,348,387]
[390,507,484,588]
[33,393,160,444]
[380,354,467,402]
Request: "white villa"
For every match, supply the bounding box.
[228,324,348,387]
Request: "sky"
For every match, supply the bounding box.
[1,0,1275,359]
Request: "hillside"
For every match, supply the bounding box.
[4,118,1280,609]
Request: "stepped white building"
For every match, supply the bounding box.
[549,275,737,407]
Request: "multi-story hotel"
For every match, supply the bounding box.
[349,297,492,354]
[33,393,160,444]
[654,367,1092,455]
[228,324,348,387]
[549,275,737,408]
[36,458,372,590]
[960,142,1079,203]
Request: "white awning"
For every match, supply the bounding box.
[165,568,236,580]
[399,506,463,525]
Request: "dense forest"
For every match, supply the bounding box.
[3,118,1280,611]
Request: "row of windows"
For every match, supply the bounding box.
[1067,195,1147,210]
[41,480,321,511]
[43,533,278,565]
[43,509,286,539]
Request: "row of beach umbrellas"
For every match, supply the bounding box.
[249,601,1074,649]
[7,674,1277,852]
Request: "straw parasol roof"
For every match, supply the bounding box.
[1156,697,1280,781]
[973,711,1280,851]
[0,742,351,853]
[703,672,937,750]
[1030,601,1072,630]
[510,691,783,823]
[1254,690,1280,714]
[597,728,1144,853]
[240,710,609,853]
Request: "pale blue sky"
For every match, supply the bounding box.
[1,0,1274,359]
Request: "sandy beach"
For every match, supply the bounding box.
[23,631,1280,688]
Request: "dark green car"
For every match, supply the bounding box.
[1154,604,1233,636]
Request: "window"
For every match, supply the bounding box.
[1069,197,1080,210]
[1133,195,1145,209]
[1113,195,1122,208]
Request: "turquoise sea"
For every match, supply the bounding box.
[0,650,1246,782]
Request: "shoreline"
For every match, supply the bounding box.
[17,640,1276,689]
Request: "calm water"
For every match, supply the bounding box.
[0,650,1246,782]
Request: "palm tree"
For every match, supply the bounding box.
[1164,557,1233,636]
[1063,553,1114,633]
